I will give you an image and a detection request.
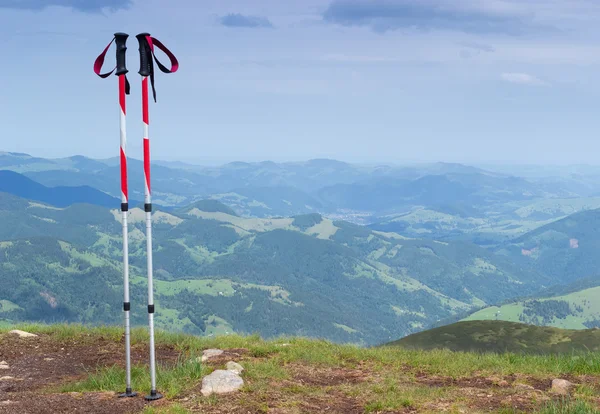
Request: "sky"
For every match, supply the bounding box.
[0,0,600,165]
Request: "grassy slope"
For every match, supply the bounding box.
[387,320,600,354]
[465,286,600,330]
[2,323,600,414]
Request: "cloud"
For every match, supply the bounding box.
[459,41,495,59]
[501,72,546,85]
[459,41,496,53]
[322,0,542,35]
[220,13,274,28]
[0,0,131,12]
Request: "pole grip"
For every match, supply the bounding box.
[136,33,152,76]
[114,32,129,76]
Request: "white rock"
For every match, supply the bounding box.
[226,361,244,375]
[0,376,13,381]
[8,330,38,338]
[201,370,244,396]
[201,349,224,362]
[551,379,574,395]
[0,362,9,370]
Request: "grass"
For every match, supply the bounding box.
[142,404,190,414]
[5,322,600,413]
[61,358,210,399]
[536,397,600,413]
[5,322,600,378]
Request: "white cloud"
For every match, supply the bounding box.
[501,72,546,85]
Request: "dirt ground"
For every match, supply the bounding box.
[0,332,177,414]
[0,331,596,413]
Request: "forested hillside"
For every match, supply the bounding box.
[0,191,547,345]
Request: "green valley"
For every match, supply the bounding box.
[0,190,550,346]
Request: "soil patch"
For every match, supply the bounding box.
[289,364,368,387]
[0,391,153,414]
[415,373,496,389]
[467,391,541,413]
[0,332,181,413]
[202,348,249,366]
[0,333,179,393]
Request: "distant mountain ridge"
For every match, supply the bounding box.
[0,170,121,208]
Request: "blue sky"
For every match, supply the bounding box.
[1,0,600,165]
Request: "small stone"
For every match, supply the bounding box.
[0,362,9,370]
[515,383,534,390]
[0,376,14,381]
[497,380,509,387]
[201,349,224,362]
[551,379,574,395]
[226,361,244,375]
[44,358,54,361]
[8,330,38,338]
[201,370,244,396]
[0,400,12,405]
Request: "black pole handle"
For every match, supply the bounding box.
[136,33,152,77]
[114,32,129,76]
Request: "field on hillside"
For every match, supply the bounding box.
[2,323,600,413]
[465,287,600,330]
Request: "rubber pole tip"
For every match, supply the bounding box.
[118,389,138,398]
[144,391,163,401]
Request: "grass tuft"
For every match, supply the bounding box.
[536,397,600,413]
[61,356,210,399]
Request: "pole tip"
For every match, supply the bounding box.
[144,391,163,401]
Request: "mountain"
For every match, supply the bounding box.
[324,172,574,216]
[8,151,600,244]
[464,277,600,330]
[208,186,323,217]
[496,208,600,285]
[385,320,600,354]
[0,170,121,208]
[0,192,547,345]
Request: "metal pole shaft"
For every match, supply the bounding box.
[118,73,136,398]
[142,75,161,400]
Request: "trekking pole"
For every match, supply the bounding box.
[135,32,179,402]
[93,32,136,398]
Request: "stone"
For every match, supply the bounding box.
[8,330,38,338]
[0,376,14,381]
[226,361,244,375]
[201,370,244,396]
[0,361,9,370]
[551,379,574,395]
[514,383,534,390]
[201,349,224,362]
[44,358,54,361]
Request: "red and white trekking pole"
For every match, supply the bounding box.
[135,32,178,402]
[94,32,136,398]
